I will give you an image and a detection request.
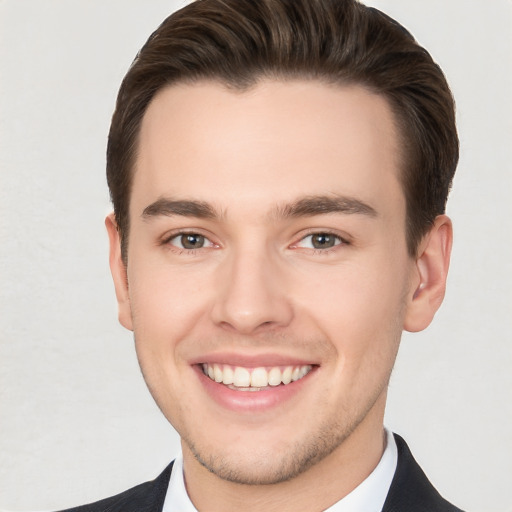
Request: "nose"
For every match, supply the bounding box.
[211,246,294,335]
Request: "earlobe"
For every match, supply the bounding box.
[105,213,133,331]
[404,215,453,333]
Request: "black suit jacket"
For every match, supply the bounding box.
[57,434,463,512]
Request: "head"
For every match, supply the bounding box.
[107,0,458,262]
[105,0,458,502]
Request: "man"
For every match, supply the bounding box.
[60,0,462,510]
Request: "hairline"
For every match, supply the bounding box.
[119,74,415,262]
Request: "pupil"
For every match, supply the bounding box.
[181,234,204,249]
[312,234,334,249]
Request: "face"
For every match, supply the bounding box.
[110,80,421,485]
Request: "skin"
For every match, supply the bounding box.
[107,80,452,512]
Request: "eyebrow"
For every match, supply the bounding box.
[271,194,378,219]
[142,198,220,220]
[141,194,377,221]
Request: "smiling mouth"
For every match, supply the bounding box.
[201,363,313,391]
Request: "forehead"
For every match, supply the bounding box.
[133,79,404,217]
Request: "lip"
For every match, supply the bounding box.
[192,355,318,413]
[189,351,316,368]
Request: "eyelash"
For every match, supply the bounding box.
[292,230,349,254]
[160,230,217,254]
[160,229,349,255]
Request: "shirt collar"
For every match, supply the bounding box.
[324,428,397,512]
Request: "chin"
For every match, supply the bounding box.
[183,420,354,486]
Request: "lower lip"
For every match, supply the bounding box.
[195,365,314,413]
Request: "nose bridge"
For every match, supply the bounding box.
[212,240,293,333]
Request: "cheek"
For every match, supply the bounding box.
[127,265,202,411]
[295,257,409,351]
[128,258,211,322]
[126,265,213,377]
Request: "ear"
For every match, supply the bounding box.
[404,215,453,333]
[105,213,133,331]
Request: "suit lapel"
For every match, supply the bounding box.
[381,434,463,512]
[103,461,173,512]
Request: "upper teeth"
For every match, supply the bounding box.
[203,363,312,388]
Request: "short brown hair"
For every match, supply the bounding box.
[107,0,458,259]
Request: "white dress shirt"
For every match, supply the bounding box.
[163,429,397,512]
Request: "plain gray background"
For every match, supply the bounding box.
[1,1,511,511]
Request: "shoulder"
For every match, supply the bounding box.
[55,462,173,512]
[383,434,464,512]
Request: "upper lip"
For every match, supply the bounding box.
[189,352,318,368]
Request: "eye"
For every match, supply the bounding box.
[168,233,214,250]
[296,232,344,250]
